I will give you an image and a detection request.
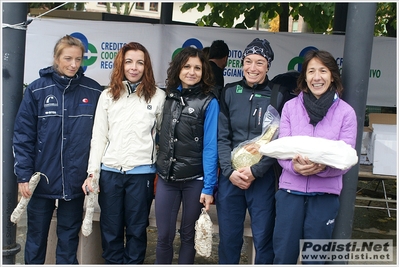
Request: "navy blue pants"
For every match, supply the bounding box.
[25,195,84,264]
[154,177,204,264]
[273,189,340,264]
[98,170,155,264]
[216,168,276,264]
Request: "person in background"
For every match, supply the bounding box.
[217,38,278,264]
[155,47,219,264]
[202,46,210,60]
[272,50,357,264]
[13,35,103,264]
[82,42,165,264]
[208,40,229,99]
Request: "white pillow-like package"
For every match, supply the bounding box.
[259,136,358,170]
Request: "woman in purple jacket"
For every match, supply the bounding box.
[272,50,357,264]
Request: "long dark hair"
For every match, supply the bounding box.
[166,47,214,94]
[109,42,156,102]
[296,50,344,97]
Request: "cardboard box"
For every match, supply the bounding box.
[367,123,397,176]
[368,113,396,129]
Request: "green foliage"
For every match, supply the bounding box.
[75,3,85,11]
[111,2,136,15]
[297,3,335,33]
[180,2,330,31]
[123,2,135,15]
[180,2,397,37]
[29,3,86,11]
[375,2,396,37]
[28,2,396,37]
[29,2,140,16]
[105,3,111,13]
[114,3,122,14]
[181,3,281,29]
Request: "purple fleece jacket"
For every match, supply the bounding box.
[277,92,357,195]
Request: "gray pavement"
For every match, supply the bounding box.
[13,181,397,264]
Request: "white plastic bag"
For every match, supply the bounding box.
[194,208,213,257]
[231,105,280,169]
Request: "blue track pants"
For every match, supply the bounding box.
[273,189,339,264]
[216,168,276,264]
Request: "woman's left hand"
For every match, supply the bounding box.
[200,193,214,211]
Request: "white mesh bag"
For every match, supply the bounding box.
[194,208,213,257]
[81,172,100,237]
[11,172,49,224]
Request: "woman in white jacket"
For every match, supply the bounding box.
[82,42,165,264]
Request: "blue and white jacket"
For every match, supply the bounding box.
[13,66,103,200]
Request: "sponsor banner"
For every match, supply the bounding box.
[300,239,394,262]
[24,18,396,106]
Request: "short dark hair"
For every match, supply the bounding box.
[209,40,229,59]
[297,50,344,96]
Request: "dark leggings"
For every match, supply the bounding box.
[154,177,204,264]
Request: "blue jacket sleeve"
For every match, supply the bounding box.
[13,87,38,183]
[202,98,219,195]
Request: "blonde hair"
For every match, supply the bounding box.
[52,35,85,70]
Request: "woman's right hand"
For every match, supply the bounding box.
[18,182,31,198]
[82,174,94,195]
[229,170,252,190]
[200,193,214,211]
[292,154,325,176]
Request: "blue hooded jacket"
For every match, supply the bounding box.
[13,66,103,200]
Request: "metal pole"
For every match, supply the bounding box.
[160,2,173,24]
[332,3,348,35]
[331,3,377,262]
[2,2,28,264]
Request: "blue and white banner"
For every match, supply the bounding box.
[24,18,396,107]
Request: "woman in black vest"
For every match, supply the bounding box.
[155,47,219,264]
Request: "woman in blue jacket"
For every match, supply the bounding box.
[155,47,219,264]
[13,35,103,264]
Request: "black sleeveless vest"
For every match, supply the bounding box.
[156,84,215,182]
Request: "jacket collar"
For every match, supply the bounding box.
[168,84,202,98]
[242,76,270,90]
[40,66,84,90]
[123,80,141,96]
